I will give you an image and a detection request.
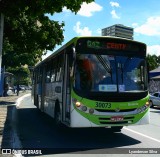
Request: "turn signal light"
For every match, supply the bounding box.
[145,102,150,107]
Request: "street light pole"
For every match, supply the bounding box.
[0,13,4,79]
[0,12,4,96]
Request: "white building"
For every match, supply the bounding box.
[102,24,134,40]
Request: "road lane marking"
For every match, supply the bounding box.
[124,127,160,143]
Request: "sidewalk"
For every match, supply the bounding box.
[0,91,31,152]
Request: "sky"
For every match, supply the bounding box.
[43,0,160,59]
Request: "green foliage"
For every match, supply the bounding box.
[1,0,94,68]
[7,67,30,85]
[2,14,64,68]
[0,0,94,16]
[146,54,160,71]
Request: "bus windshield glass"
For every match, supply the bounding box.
[74,54,147,93]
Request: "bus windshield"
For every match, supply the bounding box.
[74,53,147,93]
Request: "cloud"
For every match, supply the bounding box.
[73,21,92,36]
[134,16,160,36]
[110,1,120,8]
[110,10,120,19]
[147,45,160,56]
[96,28,101,35]
[77,2,103,17]
[132,23,138,28]
[109,1,120,19]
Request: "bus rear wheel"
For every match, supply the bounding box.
[54,105,65,130]
[111,126,123,132]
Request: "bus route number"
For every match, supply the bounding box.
[95,102,111,108]
[87,40,100,49]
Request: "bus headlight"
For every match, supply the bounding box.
[81,106,87,111]
[72,98,92,113]
[75,101,81,107]
[72,98,87,111]
[72,98,81,107]
[89,108,94,114]
[137,105,147,113]
[145,101,150,107]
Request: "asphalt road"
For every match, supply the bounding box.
[15,94,160,156]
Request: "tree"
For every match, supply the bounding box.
[0,0,94,68]
[2,14,64,68]
[146,54,160,71]
[7,66,30,85]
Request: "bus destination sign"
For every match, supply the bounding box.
[86,40,139,51]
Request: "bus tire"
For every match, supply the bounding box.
[54,103,63,128]
[149,100,153,108]
[111,126,123,132]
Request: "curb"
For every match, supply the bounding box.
[16,94,31,108]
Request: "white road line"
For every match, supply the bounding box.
[124,127,160,143]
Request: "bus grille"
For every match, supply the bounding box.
[95,108,136,113]
[100,121,132,125]
[99,116,134,125]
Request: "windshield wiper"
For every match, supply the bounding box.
[96,55,111,73]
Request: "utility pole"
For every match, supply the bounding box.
[0,13,4,79]
[0,12,4,96]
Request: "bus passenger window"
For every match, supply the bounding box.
[46,62,51,83]
[46,71,51,83]
[55,55,64,82]
[51,69,56,82]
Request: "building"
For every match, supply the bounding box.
[0,71,14,96]
[149,67,160,93]
[102,24,134,40]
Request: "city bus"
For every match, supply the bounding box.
[31,36,150,132]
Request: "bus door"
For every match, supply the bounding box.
[62,53,72,124]
[37,67,42,110]
[40,66,45,112]
[36,66,45,112]
[34,69,39,107]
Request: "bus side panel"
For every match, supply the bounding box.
[43,82,62,119]
[35,83,42,109]
[43,83,55,118]
[32,71,38,107]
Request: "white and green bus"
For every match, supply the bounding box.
[31,36,150,132]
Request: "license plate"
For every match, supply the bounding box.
[111,116,124,121]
